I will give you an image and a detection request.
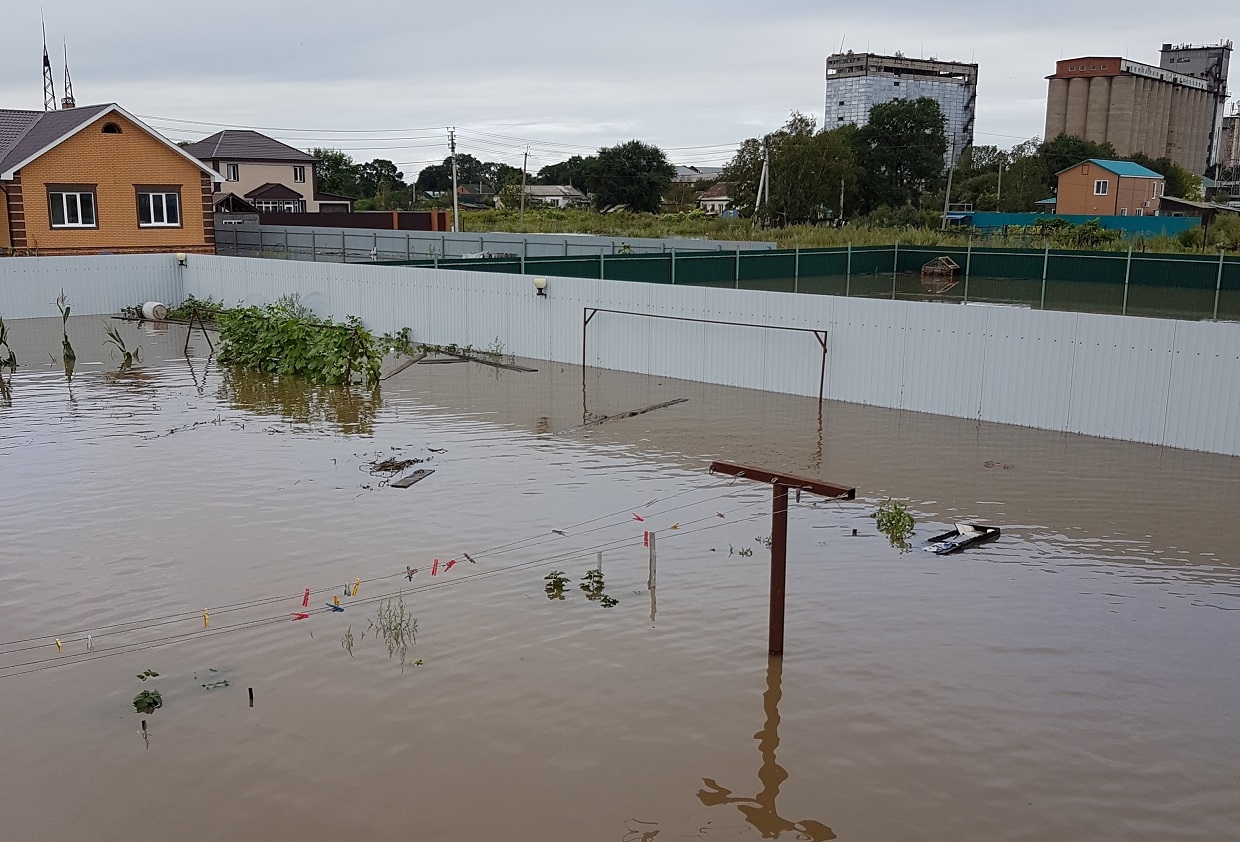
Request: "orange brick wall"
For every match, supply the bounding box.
[1056,164,1117,215]
[0,186,10,249]
[16,112,214,255]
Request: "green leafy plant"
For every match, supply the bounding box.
[136,669,160,680]
[756,535,773,550]
[55,290,75,380]
[166,294,225,321]
[103,323,140,372]
[874,499,916,552]
[580,569,618,607]
[215,304,383,386]
[133,689,162,714]
[545,570,570,600]
[0,315,17,372]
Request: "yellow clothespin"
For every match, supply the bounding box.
[670,522,680,530]
[54,638,63,653]
[353,578,361,597]
[203,609,209,629]
[333,594,340,607]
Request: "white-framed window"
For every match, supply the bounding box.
[1153,181,1164,197]
[254,199,305,213]
[225,163,239,181]
[1134,207,1144,216]
[137,191,181,227]
[1119,207,1128,216]
[1093,179,1109,196]
[293,165,306,183]
[48,190,96,228]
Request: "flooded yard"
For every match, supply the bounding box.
[1,315,1238,841]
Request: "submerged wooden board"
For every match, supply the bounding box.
[390,468,435,488]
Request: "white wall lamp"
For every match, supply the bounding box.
[175,252,188,267]
[533,276,548,297]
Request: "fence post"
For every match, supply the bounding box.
[845,242,852,297]
[1040,244,1050,309]
[341,231,346,262]
[670,248,676,285]
[406,233,411,261]
[599,251,605,280]
[794,245,800,293]
[565,239,569,257]
[964,236,972,302]
[311,230,317,262]
[520,249,526,274]
[284,229,291,261]
[1122,244,1133,316]
[1214,249,1226,321]
[735,244,740,289]
[891,240,899,300]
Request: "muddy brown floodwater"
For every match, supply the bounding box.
[1,315,1238,841]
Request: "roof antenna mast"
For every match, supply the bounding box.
[41,12,57,111]
[61,40,76,108]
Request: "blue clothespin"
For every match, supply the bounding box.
[405,566,418,581]
[325,603,345,612]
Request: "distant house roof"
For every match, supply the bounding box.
[698,182,730,200]
[523,185,586,199]
[0,104,221,181]
[673,165,724,183]
[184,129,315,163]
[213,192,259,213]
[1056,159,1164,179]
[245,182,303,201]
[314,191,354,203]
[1034,197,1057,205]
[1158,195,1240,216]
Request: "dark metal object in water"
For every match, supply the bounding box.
[390,468,435,488]
[924,523,1000,555]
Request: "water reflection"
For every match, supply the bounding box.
[697,657,835,841]
[217,367,381,435]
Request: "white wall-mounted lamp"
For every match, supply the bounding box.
[175,252,188,267]
[533,276,548,297]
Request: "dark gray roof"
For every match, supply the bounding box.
[245,182,304,200]
[184,130,315,163]
[0,104,114,176]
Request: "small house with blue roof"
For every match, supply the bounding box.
[1055,159,1164,217]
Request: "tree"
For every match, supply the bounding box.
[587,140,675,212]
[1038,134,1117,182]
[1125,153,1202,200]
[535,155,596,191]
[310,148,362,198]
[724,113,859,224]
[357,159,405,198]
[854,97,947,211]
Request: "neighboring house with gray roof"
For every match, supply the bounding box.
[522,184,588,208]
[184,130,352,213]
[1,103,223,255]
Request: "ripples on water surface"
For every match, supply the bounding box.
[0,316,1237,841]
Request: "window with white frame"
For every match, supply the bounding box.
[48,190,96,228]
[1153,181,1164,197]
[136,189,181,227]
[1093,179,1109,196]
[226,163,239,181]
[1119,207,1128,216]
[1134,207,1144,216]
[293,165,305,183]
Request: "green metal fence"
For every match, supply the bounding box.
[385,244,1240,322]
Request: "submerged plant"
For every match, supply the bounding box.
[165,294,224,321]
[545,570,570,600]
[372,593,417,670]
[55,290,75,380]
[216,304,383,386]
[133,688,163,714]
[342,625,355,657]
[0,315,16,372]
[136,669,159,681]
[580,569,618,608]
[103,323,141,372]
[874,499,916,552]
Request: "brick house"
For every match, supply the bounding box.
[696,182,731,216]
[1054,159,1165,217]
[0,103,223,256]
[184,130,353,213]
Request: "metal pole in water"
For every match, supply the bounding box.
[846,242,852,296]
[769,486,789,657]
[794,246,800,293]
[670,248,676,285]
[891,241,899,300]
[1214,249,1225,321]
[647,531,656,590]
[735,245,741,289]
[1122,244,1133,316]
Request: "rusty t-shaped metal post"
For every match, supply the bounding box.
[710,462,855,657]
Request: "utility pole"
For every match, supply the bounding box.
[996,160,1004,211]
[838,177,845,224]
[520,144,529,225]
[754,142,770,227]
[940,139,957,231]
[449,128,459,233]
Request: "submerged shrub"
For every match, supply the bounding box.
[216,301,382,386]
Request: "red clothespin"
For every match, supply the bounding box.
[643,531,649,547]
[291,612,310,621]
[444,559,457,572]
[302,588,310,608]
[632,513,645,522]
[431,559,439,577]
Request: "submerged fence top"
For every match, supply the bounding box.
[379,243,1240,323]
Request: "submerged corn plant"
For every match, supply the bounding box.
[874,499,916,553]
[55,290,75,381]
[0,315,14,402]
[103,323,141,372]
[372,593,417,670]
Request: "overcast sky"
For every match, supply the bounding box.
[3,1,1236,178]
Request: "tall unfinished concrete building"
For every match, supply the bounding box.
[1043,42,1231,174]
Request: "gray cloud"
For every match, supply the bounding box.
[4,1,1235,177]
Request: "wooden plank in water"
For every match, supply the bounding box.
[380,353,426,381]
[390,469,435,488]
[559,398,689,434]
